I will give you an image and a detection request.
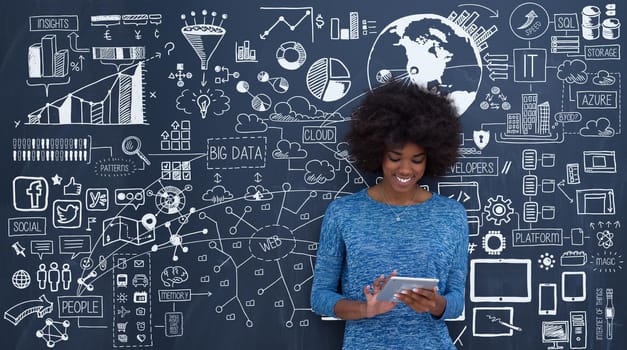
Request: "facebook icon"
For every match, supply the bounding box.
[12,176,49,211]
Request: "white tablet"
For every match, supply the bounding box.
[377,276,439,302]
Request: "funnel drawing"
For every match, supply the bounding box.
[181,10,227,70]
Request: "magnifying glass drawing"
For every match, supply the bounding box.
[122,136,151,166]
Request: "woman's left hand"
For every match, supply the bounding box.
[394,287,446,317]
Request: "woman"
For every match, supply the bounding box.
[311,80,468,349]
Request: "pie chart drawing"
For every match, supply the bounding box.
[276,41,306,71]
[306,57,351,102]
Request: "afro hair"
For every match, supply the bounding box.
[345,80,461,177]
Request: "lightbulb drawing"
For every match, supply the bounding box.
[181,10,228,71]
[196,94,211,119]
[176,88,231,118]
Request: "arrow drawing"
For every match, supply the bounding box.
[517,10,538,30]
[458,3,499,18]
[4,295,53,326]
[67,32,90,53]
[557,180,574,203]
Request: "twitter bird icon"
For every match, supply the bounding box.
[53,200,82,228]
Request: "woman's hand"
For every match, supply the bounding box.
[394,287,446,318]
[363,271,398,318]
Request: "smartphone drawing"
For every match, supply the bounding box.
[539,283,557,315]
[567,163,581,184]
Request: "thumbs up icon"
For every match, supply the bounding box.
[63,177,82,196]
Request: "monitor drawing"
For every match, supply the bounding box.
[470,259,532,302]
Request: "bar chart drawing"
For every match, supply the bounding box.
[447,10,498,52]
[235,41,257,62]
[26,62,146,125]
[26,34,71,96]
[329,12,376,41]
[28,34,69,79]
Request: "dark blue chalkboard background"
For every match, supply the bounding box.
[1,0,625,349]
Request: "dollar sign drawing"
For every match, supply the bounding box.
[315,14,324,29]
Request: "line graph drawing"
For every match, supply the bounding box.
[26,62,146,125]
[259,7,314,42]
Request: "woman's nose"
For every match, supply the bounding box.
[398,160,413,173]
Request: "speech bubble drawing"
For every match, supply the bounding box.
[114,188,145,210]
[59,235,92,259]
[554,111,582,123]
[30,240,54,259]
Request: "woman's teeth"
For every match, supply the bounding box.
[396,176,412,183]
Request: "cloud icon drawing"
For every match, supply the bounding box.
[272,140,307,159]
[235,113,268,133]
[557,59,588,84]
[579,117,615,137]
[592,70,616,86]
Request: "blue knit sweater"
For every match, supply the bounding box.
[311,189,468,349]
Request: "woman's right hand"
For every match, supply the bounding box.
[363,271,398,318]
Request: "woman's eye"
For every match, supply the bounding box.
[413,159,425,164]
[388,157,400,162]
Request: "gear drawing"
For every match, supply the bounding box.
[484,195,514,225]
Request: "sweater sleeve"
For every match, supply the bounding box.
[310,203,346,318]
[439,207,469,320]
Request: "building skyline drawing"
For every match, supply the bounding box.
[522,93,539,135]
[505,93,551,137]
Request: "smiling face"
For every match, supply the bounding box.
[380,142,427,197]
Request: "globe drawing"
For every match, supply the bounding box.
[367,14,482,116]
[12,270,31,289]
